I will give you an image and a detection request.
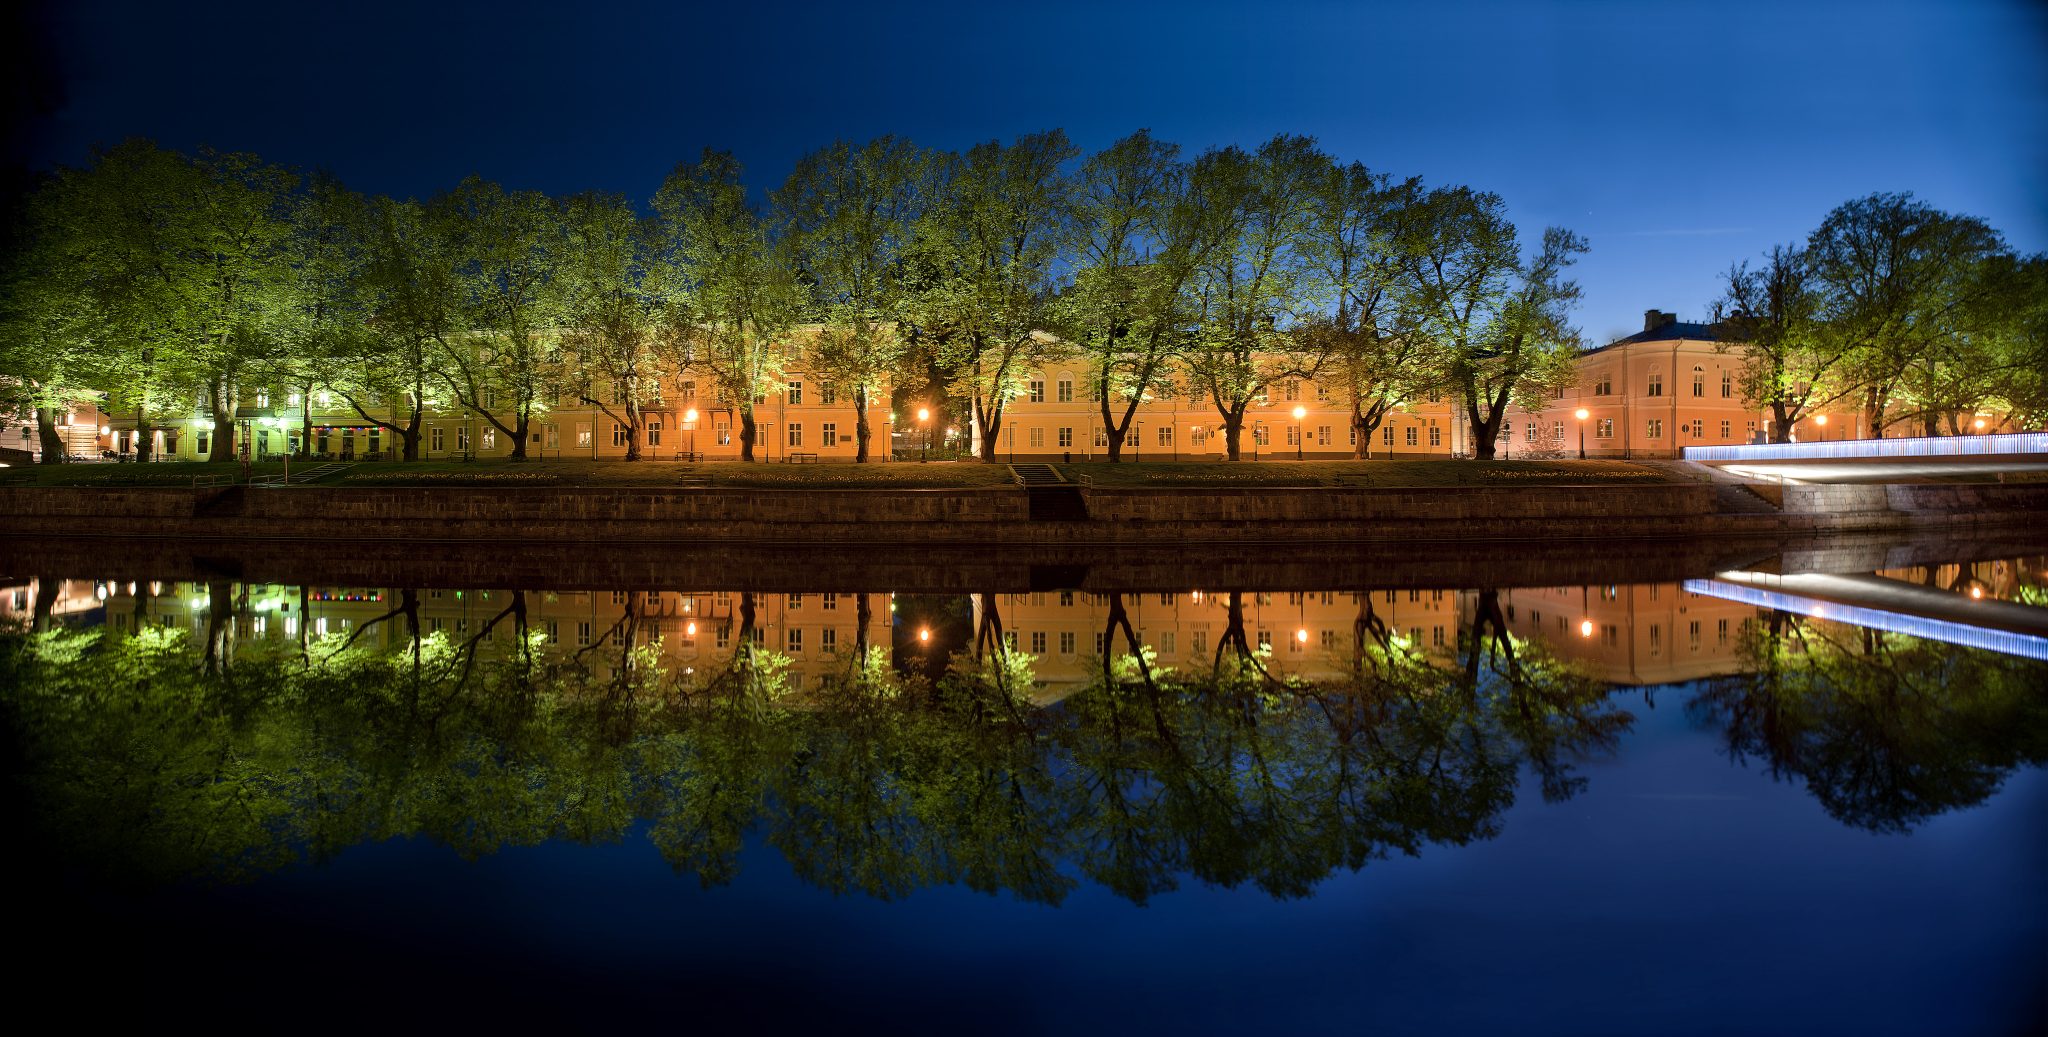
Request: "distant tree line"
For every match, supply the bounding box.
[0,133,2038,463]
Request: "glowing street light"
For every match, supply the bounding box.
[1974,418,1988,432]
[917,406,931,463]
[1295,628,1308,644]
[1574,408,1589,460]
[684,407,699,459]
[918,626,931,645]
[1292,405,1307,460]
[1580,619,1594,638]
[1814,413,1829,442]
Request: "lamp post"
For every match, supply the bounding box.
[917,407,930,462]
[684,407,698,459]
[1292,405,1306,461]
[1574,407,1589,460]
[1814,413,1828,442]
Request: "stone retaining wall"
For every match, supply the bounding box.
[2,481,2043,544]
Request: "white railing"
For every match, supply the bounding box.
[1683,432,2048,463]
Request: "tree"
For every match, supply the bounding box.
[1181,135,1334,460]
[1305,162,1430,458]
[1402,187,1584,460]
[1715,244,1848,442]
[906,131,1077,463]
[181,148,301,461]
[1803,192,2009,435]
[559,191,667,461]
[1053,130,1223,461]
[335,196,458,460]
[654,150,801,463]
[434,177,564,461]
[270,172,374,460]
[775,137,936,462]
[0,172,96,463]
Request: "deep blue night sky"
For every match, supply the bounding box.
[17,0,2048,342]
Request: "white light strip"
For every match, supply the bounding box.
[1681,579,2048,661]
[1683,431,2047,463]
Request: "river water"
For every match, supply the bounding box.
[2,535,2042,1033]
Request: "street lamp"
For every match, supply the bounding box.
[1292,405,1306,460]
[1574,407,1589,460]
[684,407,698,459]
[1814,413,1828,442]
[917,406,930,462]
[1974,418,1988,433]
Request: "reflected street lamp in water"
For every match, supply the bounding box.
[1292,405,1306,460]
[1574,407,1589,459]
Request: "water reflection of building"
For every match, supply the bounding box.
[80,584,889,692]
[0,578,108,625]
[1496,584,1763,685]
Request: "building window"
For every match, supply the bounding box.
[1597,418,1614,439]
[822,423,837,447]
[1058,427,1072,448]
[1254,426,1269,446]
[1405,427,1417,447]
[456,427,470,452]
[788,424,802,447]
[482,427,497,451]
[196,432,210,455]
[1028,378,1045,403]
[612,423,628,447]
[1594,374,1612,396]
[1159,426,1174,447]
[1648,371,1664,397]
[1030,631,1047,654]
[1646,418,1664,439]
[1094,428,1108,447]
[1721,370,1733,398]
[682,380,697,401]
[1719,419,1731,439]
[821,628,837,654]
[545,424,560,450]
[430,427,444,452]
[1029,427,1045,448]
[787,381,802,405]
[819,385,836,406]
[1286,426,1300,446]
[1746,420,1757,440]
[1057,377,1073,402]
[1552,421,1564,440]
[1382,426,1394,446]
[1315,425,1330,446]
[647,421,662,446]
[1690,419,1704,438]
[577,422,593,448]
[1429,426,1441,447]
[716,422,731,446]
[1525,423,1538,443]
[1692,366,1706,397]
[1056,631,1074,654]
[1282,381,1300,402]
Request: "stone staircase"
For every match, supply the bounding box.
[1010,464,1089,522]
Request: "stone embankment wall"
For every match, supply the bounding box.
[1,482,2042,545]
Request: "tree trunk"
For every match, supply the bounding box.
[1924,411,1941,437]
[624,399,642,462]
[135,400,155,463]
[853,390,871,463]
[401,406,422,460]
[209,381,235,462]
[976,397,1003,463]
[509,411,529,460]
[739,405,757,463]
[35,406,65,464]
[1770,402,1795,444]
[1221,409,1244,461]
[299,392,313,460]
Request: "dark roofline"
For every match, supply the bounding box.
[1581,321,1724,356]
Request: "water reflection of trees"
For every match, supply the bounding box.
[1,594,1631,902]
[1689,612,2048,833]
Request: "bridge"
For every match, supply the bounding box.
[1684,568,2048,660]
[1683,432,2048,483]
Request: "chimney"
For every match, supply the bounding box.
[1643,309,1677,332]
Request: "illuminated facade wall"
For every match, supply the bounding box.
[1494,582,1763,685]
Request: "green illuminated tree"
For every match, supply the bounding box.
[559,191,668,461]
[775,137,938,462]
[904,131,1077,462]
[1181,135,1334,460]
[1401,187,1585,460]
[433,177,566,461]
[654,150,802,463]
[1304,162,1433,458]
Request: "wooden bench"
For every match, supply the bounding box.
[671,450,703,462]
[785,452,819,464]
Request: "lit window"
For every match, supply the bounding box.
[1057,377,1073,403]
[787,381,803,405]
[788,424,802,446]
[1058,427,1072,447]
[822,423,837,447]
[1029,378,1044,403]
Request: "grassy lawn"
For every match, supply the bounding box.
[0,457,1016,489]
[0,456,1682,489]
[1056,459,1685,487]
